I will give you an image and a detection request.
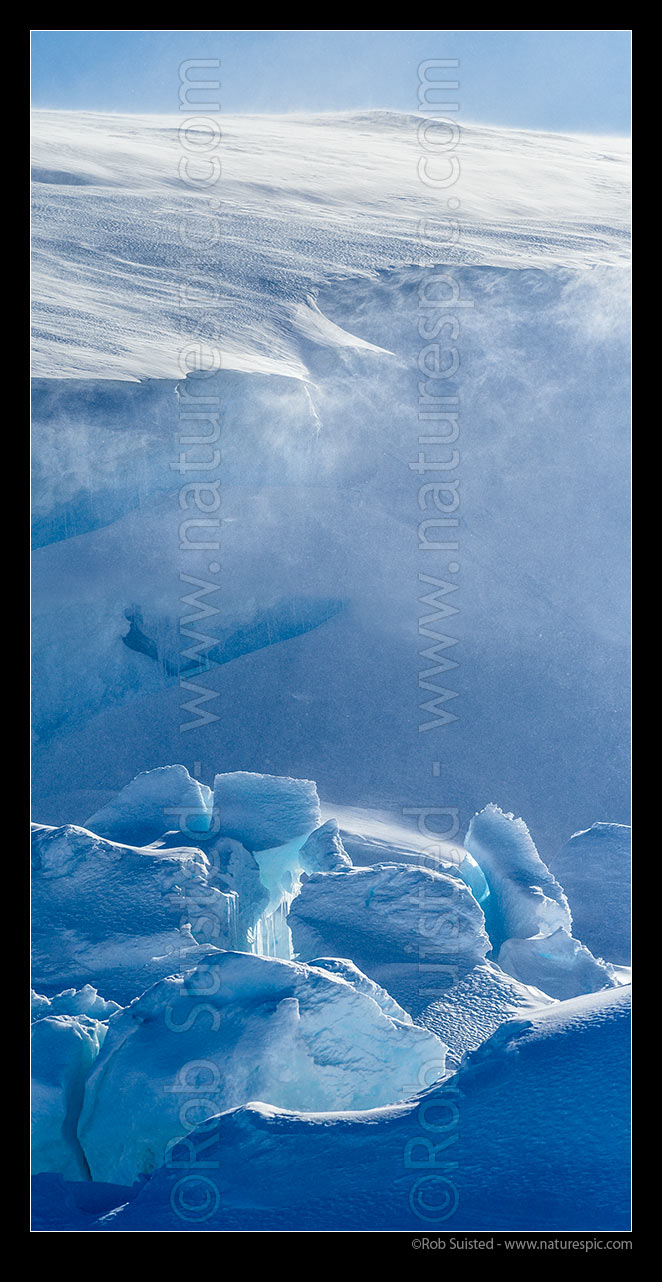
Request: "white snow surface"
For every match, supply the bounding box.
[78,950,447,1185]
[212,770,321,851]
[32,110,630,381]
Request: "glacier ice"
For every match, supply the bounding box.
[299,819,352,872]
[461,805,626,1001]
[30,100,630,1230]
[31,986,121,1023]
[150,824,272,954]
[200,835,269,953]
[85,765,212,845]
[550,823,631,965]
[289,861,490,1005]
[32,1012,107,1180]
[31,276,631,853]
[77,951,447,1186]
[212,770,321,852]
[82,986,630,1232]
[30,763,631,1229]
[464,804,571,950]
[31,822,237,1003]
[498,928,620,1001]
[123,595,346,683]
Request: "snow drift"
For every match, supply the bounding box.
[49,986,631,1232]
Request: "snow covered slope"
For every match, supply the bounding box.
[32,111,629,382]
[45,986,629,1232]
[32,111,630,858]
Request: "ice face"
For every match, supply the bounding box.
[32,1013,107,1180]
[31,986,121,1023]
[200,835,269,952]
[77,951,447,1186]
[464,804,571,952]
[85,765,212,845]
[31,822,237,1003]
[498,928,620,1001]
[212,771,322,852]
[289,861,490,1007]
[550,823,631,965]
[31,265,631,854]
[31,112,630,859]
[300,820,352,872]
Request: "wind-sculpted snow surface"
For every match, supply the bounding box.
[78,951,447,1186]
[31,111,630,381]
[416,961,555,1067]
[31,822,238,1004]
[67,987,630,1232]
